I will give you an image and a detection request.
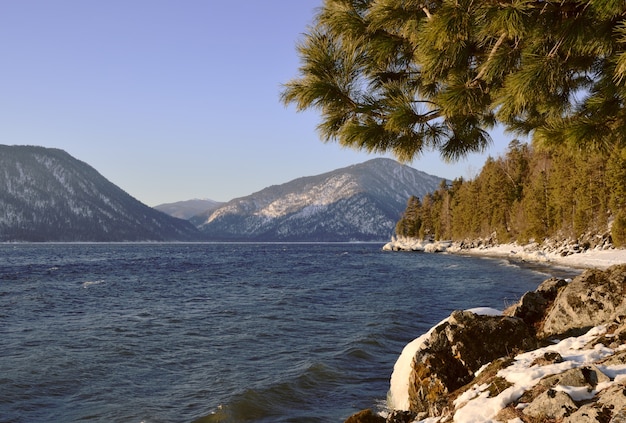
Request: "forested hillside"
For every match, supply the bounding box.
[395,141,626,247]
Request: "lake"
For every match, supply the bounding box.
[0,243,575,422]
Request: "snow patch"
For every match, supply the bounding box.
[451,326,613,423]
[384,237,626,270]
[388,308,502,412]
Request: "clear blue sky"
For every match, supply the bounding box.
[0,1,516,206]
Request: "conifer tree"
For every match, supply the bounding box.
[282,0,626,161]
[433,179,453,239]
[396,195,422,237]
[605,147,626,246]
[418,193,434,239]
[521,150,554,241]
[449,178,482,239]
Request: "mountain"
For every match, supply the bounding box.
[0,145,204,242]
[154,199,223,220]
[191,158,444,241]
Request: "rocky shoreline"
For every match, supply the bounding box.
[383,236,626,270]
[346,248,626,423]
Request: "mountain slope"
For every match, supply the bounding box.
[192,158,443,241]
[154,199,223,220]
[0,145,204,241]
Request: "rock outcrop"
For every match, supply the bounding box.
[504,277,568,330]
[407,310,537,416]
[346,264,626,423]
[539,264,626,338]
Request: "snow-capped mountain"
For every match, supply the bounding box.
[191,158,444,241]
[0,145,203,241]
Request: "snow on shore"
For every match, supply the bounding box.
[452,324,623,423]
[382,237,626,422]
[450,242,626,270]
[383,237,626,270]
[386,314,624,422]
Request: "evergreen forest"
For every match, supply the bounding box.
[395,141,626,247]
[282,1,626,248]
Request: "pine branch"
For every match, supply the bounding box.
[472,32,508,84]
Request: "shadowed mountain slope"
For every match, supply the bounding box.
[0,145,204,241]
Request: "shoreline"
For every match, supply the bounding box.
[462,252,584,280]
[383,237,626,271]
[363,244,626,423]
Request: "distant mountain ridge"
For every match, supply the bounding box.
[191,158,443,241]
[0,145,203,241]
[0,146,444,242]
[154,199,223,220]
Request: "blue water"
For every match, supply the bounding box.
[0,243,576,422]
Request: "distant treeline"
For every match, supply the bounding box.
[395,141,626,247]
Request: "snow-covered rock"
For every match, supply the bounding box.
[383,237,451,252]
[384,236,626,270]
[347,265,626,423]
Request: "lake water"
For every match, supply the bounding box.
[0,243,577,422]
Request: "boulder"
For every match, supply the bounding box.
[504,290,549,328]
[407,310,537,415]
[595,384,626,415]
[563,403,612,423]
[563,384,626,423]
[599,350,626,366]
[611,409,626,423]
[522,388,577,420]
[385,410,418,423]
[540,364,611,389]
[536,276,569,300]
[530,350,564,366]
[504,277,567,329]
[343,409,385,423]
[540,265,626,338]
[374,269,626,422]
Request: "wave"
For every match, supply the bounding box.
[82,280,104,288]
[192,362,343,423]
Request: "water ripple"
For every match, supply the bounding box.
[0,243,563,422]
